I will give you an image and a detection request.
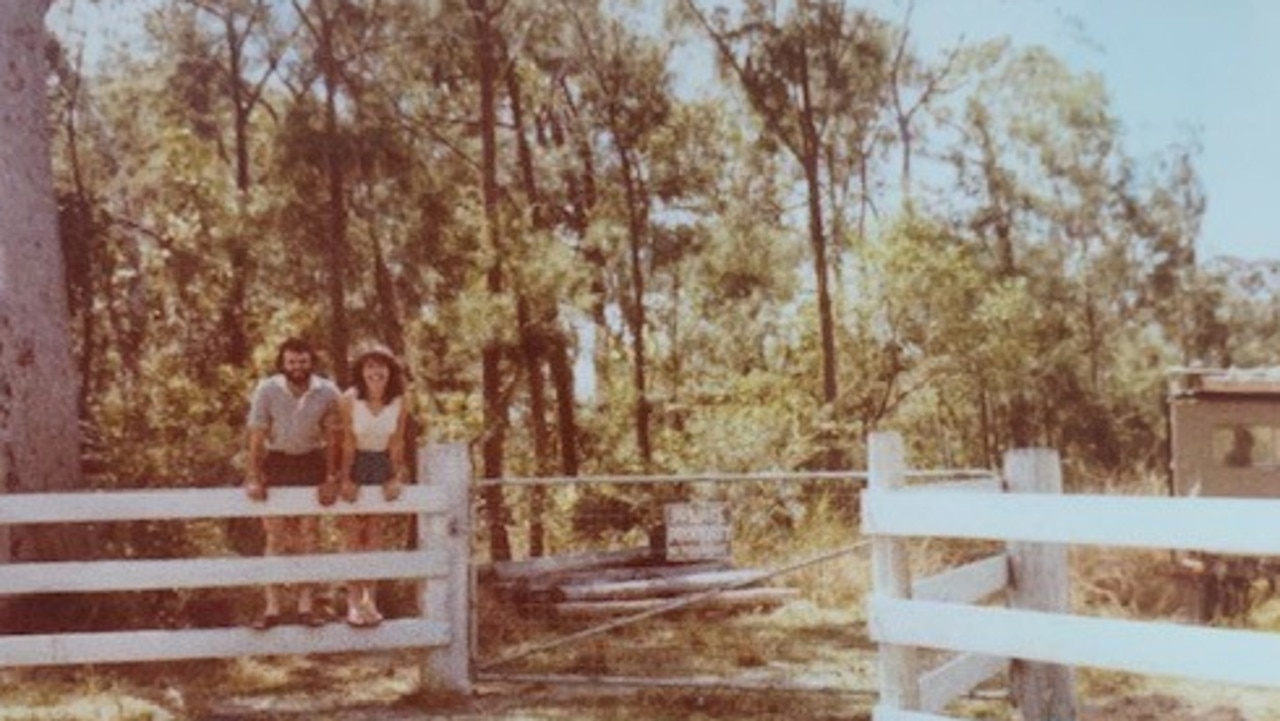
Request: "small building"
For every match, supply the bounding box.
[1168,367,1280,498]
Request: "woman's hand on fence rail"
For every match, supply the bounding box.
[318,476,339,506]
[244,477,267,502]
[339,477,360,503]
[383,478,403,502]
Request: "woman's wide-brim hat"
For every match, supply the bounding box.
[351,341,399,369]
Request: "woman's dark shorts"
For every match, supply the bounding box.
[354,450,392,485]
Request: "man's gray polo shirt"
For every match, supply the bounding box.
[247,374,341,454]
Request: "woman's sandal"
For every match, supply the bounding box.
[346,603,383,628]
[297,610,325,627]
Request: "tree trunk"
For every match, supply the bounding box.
[508,55,554,556]
[519,304,551,558]
[224,11,252,367]
[470,0,512,562]
[618,147,653,470]
[547,333,580,476]
[803,147,839,469]
[0,1,90,583]
[371,236,405,356]
[317,3,350,384]
[793,30,839,470]
[57,53,99,415]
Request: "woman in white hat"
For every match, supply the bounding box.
[336,343,412,627]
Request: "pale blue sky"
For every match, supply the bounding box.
[52,0,1277,262]
[873,0,1279,262]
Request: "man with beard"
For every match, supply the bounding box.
[244,337,342,628]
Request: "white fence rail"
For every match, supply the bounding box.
[0,443,472,692]
[863,431,1280,721]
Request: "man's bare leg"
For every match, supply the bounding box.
[295,516,319,617]
[255,517,286,627]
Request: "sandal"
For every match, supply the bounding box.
[251,611,282,631]
[346,608,371,628]
[297,610,325,627]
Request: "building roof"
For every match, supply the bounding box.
[1168,367,1280,398]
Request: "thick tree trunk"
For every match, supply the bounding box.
[0,2,90,584]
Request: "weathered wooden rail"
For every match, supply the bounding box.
[864,431,1280,721]
[0,443,472,692]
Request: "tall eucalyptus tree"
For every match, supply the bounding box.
[1,1,91,591]
[183,0,287,366]
[683,0,894,467]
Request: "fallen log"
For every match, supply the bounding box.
[519,560,732,594]
[484,547,653,581]
[554,588,800,618]
[559,569,770,602]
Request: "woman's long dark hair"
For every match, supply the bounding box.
[351,348,405,401]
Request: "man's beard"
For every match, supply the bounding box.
[285,368,311,385]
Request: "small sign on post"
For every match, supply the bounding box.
[663,501,731,563]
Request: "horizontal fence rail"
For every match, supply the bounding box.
[2,619,451,668]
[864,490,1280,555]
[0,485,447,524]
[871,598,1280,688]
[0,550,450,595]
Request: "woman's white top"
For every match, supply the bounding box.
[352,396,401,452]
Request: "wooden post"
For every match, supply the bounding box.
[420,442,472,694]
[868,431,921,710]
[1004,448,1078,721]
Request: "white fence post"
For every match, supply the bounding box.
[0,431,8,565]
[868,431,921,711]
[420,442,472,694]
[1004,448,1078,721]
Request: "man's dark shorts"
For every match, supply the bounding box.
[264,449,325,487]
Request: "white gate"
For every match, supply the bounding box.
[864,430,1280,721]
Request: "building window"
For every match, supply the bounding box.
[1213,424,1275,467]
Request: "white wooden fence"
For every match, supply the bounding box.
[863,430,1280,721]
[0,442,472,693]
